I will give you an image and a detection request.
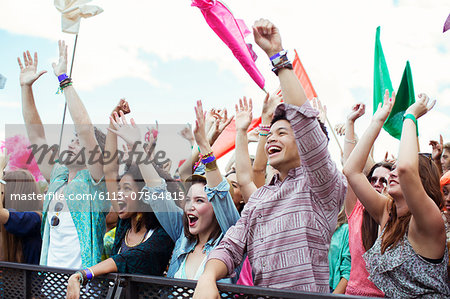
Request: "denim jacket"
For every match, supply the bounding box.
[143,177,240,282]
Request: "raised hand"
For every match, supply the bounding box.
[208,108,234,145]
[179,124,195,145]
[312,97,327,124]
[52,40,68,76]
[235,97,253,132]
[262,90,282,123]
[405,93,436,119]
[347,103,366,123]
[108,111,141,146]
[335,123,346,136]
[111,98,131,117]
[373,90,395,124]
[253,19,283,58]
[429,135,444,161]
[17,51,47,87]
[194,100,208,147]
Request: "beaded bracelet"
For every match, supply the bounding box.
[259,124,270,132]
[259,132,269,137]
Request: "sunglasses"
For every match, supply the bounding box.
[51,202,64,227]
[369,176,388,186]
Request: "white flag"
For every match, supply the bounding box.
[54,0,103,34]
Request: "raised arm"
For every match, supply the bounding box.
[18,51,53,182]
[343,103,366,216]
[343,91,394,225]
[429,135,444,177]
[253,91,282,187]
[253,19,307,108]
[193,100,223,188]
[104,99,130,212]
[398,94,446,255]
[108,112,184,241]
[234,97,257,202]
[52,41,103,181]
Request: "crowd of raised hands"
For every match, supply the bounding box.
[1,17,449,299]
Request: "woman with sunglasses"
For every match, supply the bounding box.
[66,101,174,299]
[343,91,449,297]
[339,103,392,296]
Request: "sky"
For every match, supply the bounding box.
[0,0,449,173]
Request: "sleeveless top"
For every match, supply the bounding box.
[363,227,450,298]
[345,200,384,296]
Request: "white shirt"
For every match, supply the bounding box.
[46,187,82,269]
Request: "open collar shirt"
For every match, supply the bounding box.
[208,101,347,293]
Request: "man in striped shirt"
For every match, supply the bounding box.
[193,19,347,297]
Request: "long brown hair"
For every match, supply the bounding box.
[363,162,393,251]
[380,155,443,253]
[1,169,42,262]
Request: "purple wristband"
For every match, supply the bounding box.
[202,155,216,164]
[58,73,69,83]
[84,269,93,280]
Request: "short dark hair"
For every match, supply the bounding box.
[270,106,329,141]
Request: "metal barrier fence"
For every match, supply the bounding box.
[0,262,362,298]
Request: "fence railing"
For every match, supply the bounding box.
[0,262,363,298]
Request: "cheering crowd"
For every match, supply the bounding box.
[0,19,449,298]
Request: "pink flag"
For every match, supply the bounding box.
[192,0,265,89]
[444,13,450,33]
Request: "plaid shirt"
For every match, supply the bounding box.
[208,101,347,292]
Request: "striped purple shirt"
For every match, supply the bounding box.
[208,101,347,293]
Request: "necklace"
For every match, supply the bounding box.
[124,228,146,247]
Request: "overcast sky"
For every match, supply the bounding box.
[1,0,449,172]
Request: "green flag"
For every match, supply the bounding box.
[385,61,415,139]
[373,27,416,139]
[374,26,393,113]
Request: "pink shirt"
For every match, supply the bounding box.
[208,102,347,292]
[345,200,384,297]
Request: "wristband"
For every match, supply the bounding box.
[88,267,95,279]
[204,160,218,172]
[75,271,84,286]
[270,50,288,66]
[0,179,6,185]
[58,73,69,83]
[402,113,419,136]
[259,124,270,132]
[272,62,293,76]
[344,138,356,144]
[84,268,93,280]
[202,155,216,164]
[259,132,269,137]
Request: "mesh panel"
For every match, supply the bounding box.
[0,267,114,299]
[133,282,288,299]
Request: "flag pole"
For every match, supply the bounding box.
[325,115,343,156]
[57,34,78,157]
